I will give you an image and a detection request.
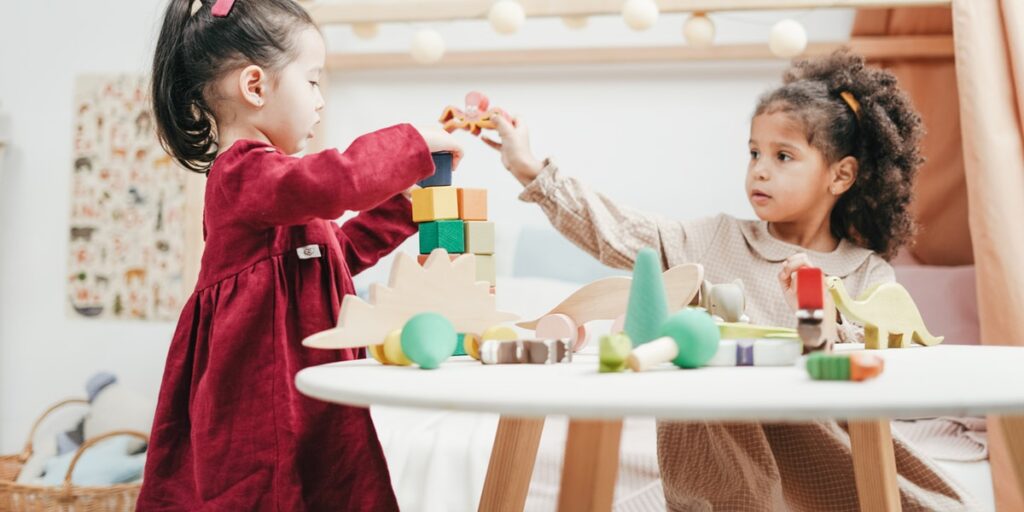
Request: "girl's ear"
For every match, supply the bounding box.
[830,155,858,196]
[238,65,266,108]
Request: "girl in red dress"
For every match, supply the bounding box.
[138,1,463,510]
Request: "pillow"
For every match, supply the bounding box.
[41,435,145,486]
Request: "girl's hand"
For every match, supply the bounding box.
[415,126,464,170]
[481,116,544,187]
[779,253,814,311]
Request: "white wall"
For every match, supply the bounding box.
[0,1,854,451]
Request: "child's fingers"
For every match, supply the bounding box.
[481,136,503,151]
[493,115,513,136]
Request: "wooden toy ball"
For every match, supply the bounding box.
[627,309,720,371]
[489,1,526,35]
[769,19,807,58]
[621,0,659,31]
[401,313,458,369]
[411,29,445,64]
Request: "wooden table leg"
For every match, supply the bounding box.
[557,419,624,512]
[479,416,545,512]
[999,416,1024,501]
[848,419,902,512]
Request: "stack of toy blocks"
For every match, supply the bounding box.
[412,152,496,294]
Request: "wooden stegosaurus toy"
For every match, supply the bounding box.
[303,249,518,349]
[826,277,943,350]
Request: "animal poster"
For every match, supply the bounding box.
[67,75,187,321]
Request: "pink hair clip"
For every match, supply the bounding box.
[211,0,236,18]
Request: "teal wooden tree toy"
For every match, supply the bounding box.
[623,248,669,347]
[400,313,458,370]
[627,309,720,371]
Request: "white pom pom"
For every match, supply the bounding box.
[769,19,808,58]
[621,0,659,31]
[352,22,379,40]
[682,13,715,48]
[562,15,589,30]
[488,1,526,35]
[410,29,445,64]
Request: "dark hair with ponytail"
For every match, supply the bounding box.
[152,0,315,173]
[754,49,924,260]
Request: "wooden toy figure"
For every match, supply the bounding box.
[439,91,512,136]
[696,279,750,323]
[627,309,721,372]
[599,333,632,373]
[805,352,885,381]
[480,339,572,365]
[826,277,944,349]
[795,267,836,352]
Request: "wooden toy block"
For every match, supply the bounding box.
[599,333,632,373]
[401,313,457,369]
[806,352,885,381]
[517,263,703,332]
[480,339,571,364]
[419,220,465,254]
[718,322,798,340]
[418,152,453,188]
[302,250,518,349]
[464,221,495,255]
[412,186,458,223]
[454,333,467,356]
[795,268,835,352]
[706,339,803,367]
[827,277,943,350]
[474,254,496,284]
[466,325,517,361]
[627,309,720,372]
[457,188,488,221]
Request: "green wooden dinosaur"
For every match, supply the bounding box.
[825,277,943,349]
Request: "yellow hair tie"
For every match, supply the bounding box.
[839,91,862,123]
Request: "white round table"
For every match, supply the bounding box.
[296,345,1024,512]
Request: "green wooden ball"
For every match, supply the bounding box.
[659,309,720,369]
[401,313,457,370]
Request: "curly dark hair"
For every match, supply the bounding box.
[754,49,923,260]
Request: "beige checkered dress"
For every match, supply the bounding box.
[519,163,978,511]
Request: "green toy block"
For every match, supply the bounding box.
[454,333,467,356]
[624,247,669,347]
[419,220,465,254]
[599,333,632,373]
[401,313,457,370]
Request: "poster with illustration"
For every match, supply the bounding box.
[67,75,186,321]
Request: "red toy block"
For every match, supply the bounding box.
[796,267,824,310]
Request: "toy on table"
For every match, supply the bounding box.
[717,322,797,340]
[462,325,518,361]
[624,248,670,347]
[795,267,837,352]
[695,279,750,323]
[415,149,496,291]
[401,313,458,369]
[439,91,512,136]
[705,338,803,367]
[480,339,572,364]
[826,277,943,349]
[806,352,885,381]
[599,333,632,373]
[626,308,721,372]
[516,262,704,352]
[303,250,518,369]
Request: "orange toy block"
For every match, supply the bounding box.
[457,188,488,221]
[412,186,458,223]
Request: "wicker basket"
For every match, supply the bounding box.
[0,399,148,512]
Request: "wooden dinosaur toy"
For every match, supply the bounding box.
[825,277,943,349]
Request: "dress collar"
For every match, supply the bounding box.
[738,218,876,277]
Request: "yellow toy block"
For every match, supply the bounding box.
[464,221,495,255]
[475,254,496,285]
[457,188,488,221]
[412,186,458,223]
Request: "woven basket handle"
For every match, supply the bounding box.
[19,398,89,463]
[61,430,149,494]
